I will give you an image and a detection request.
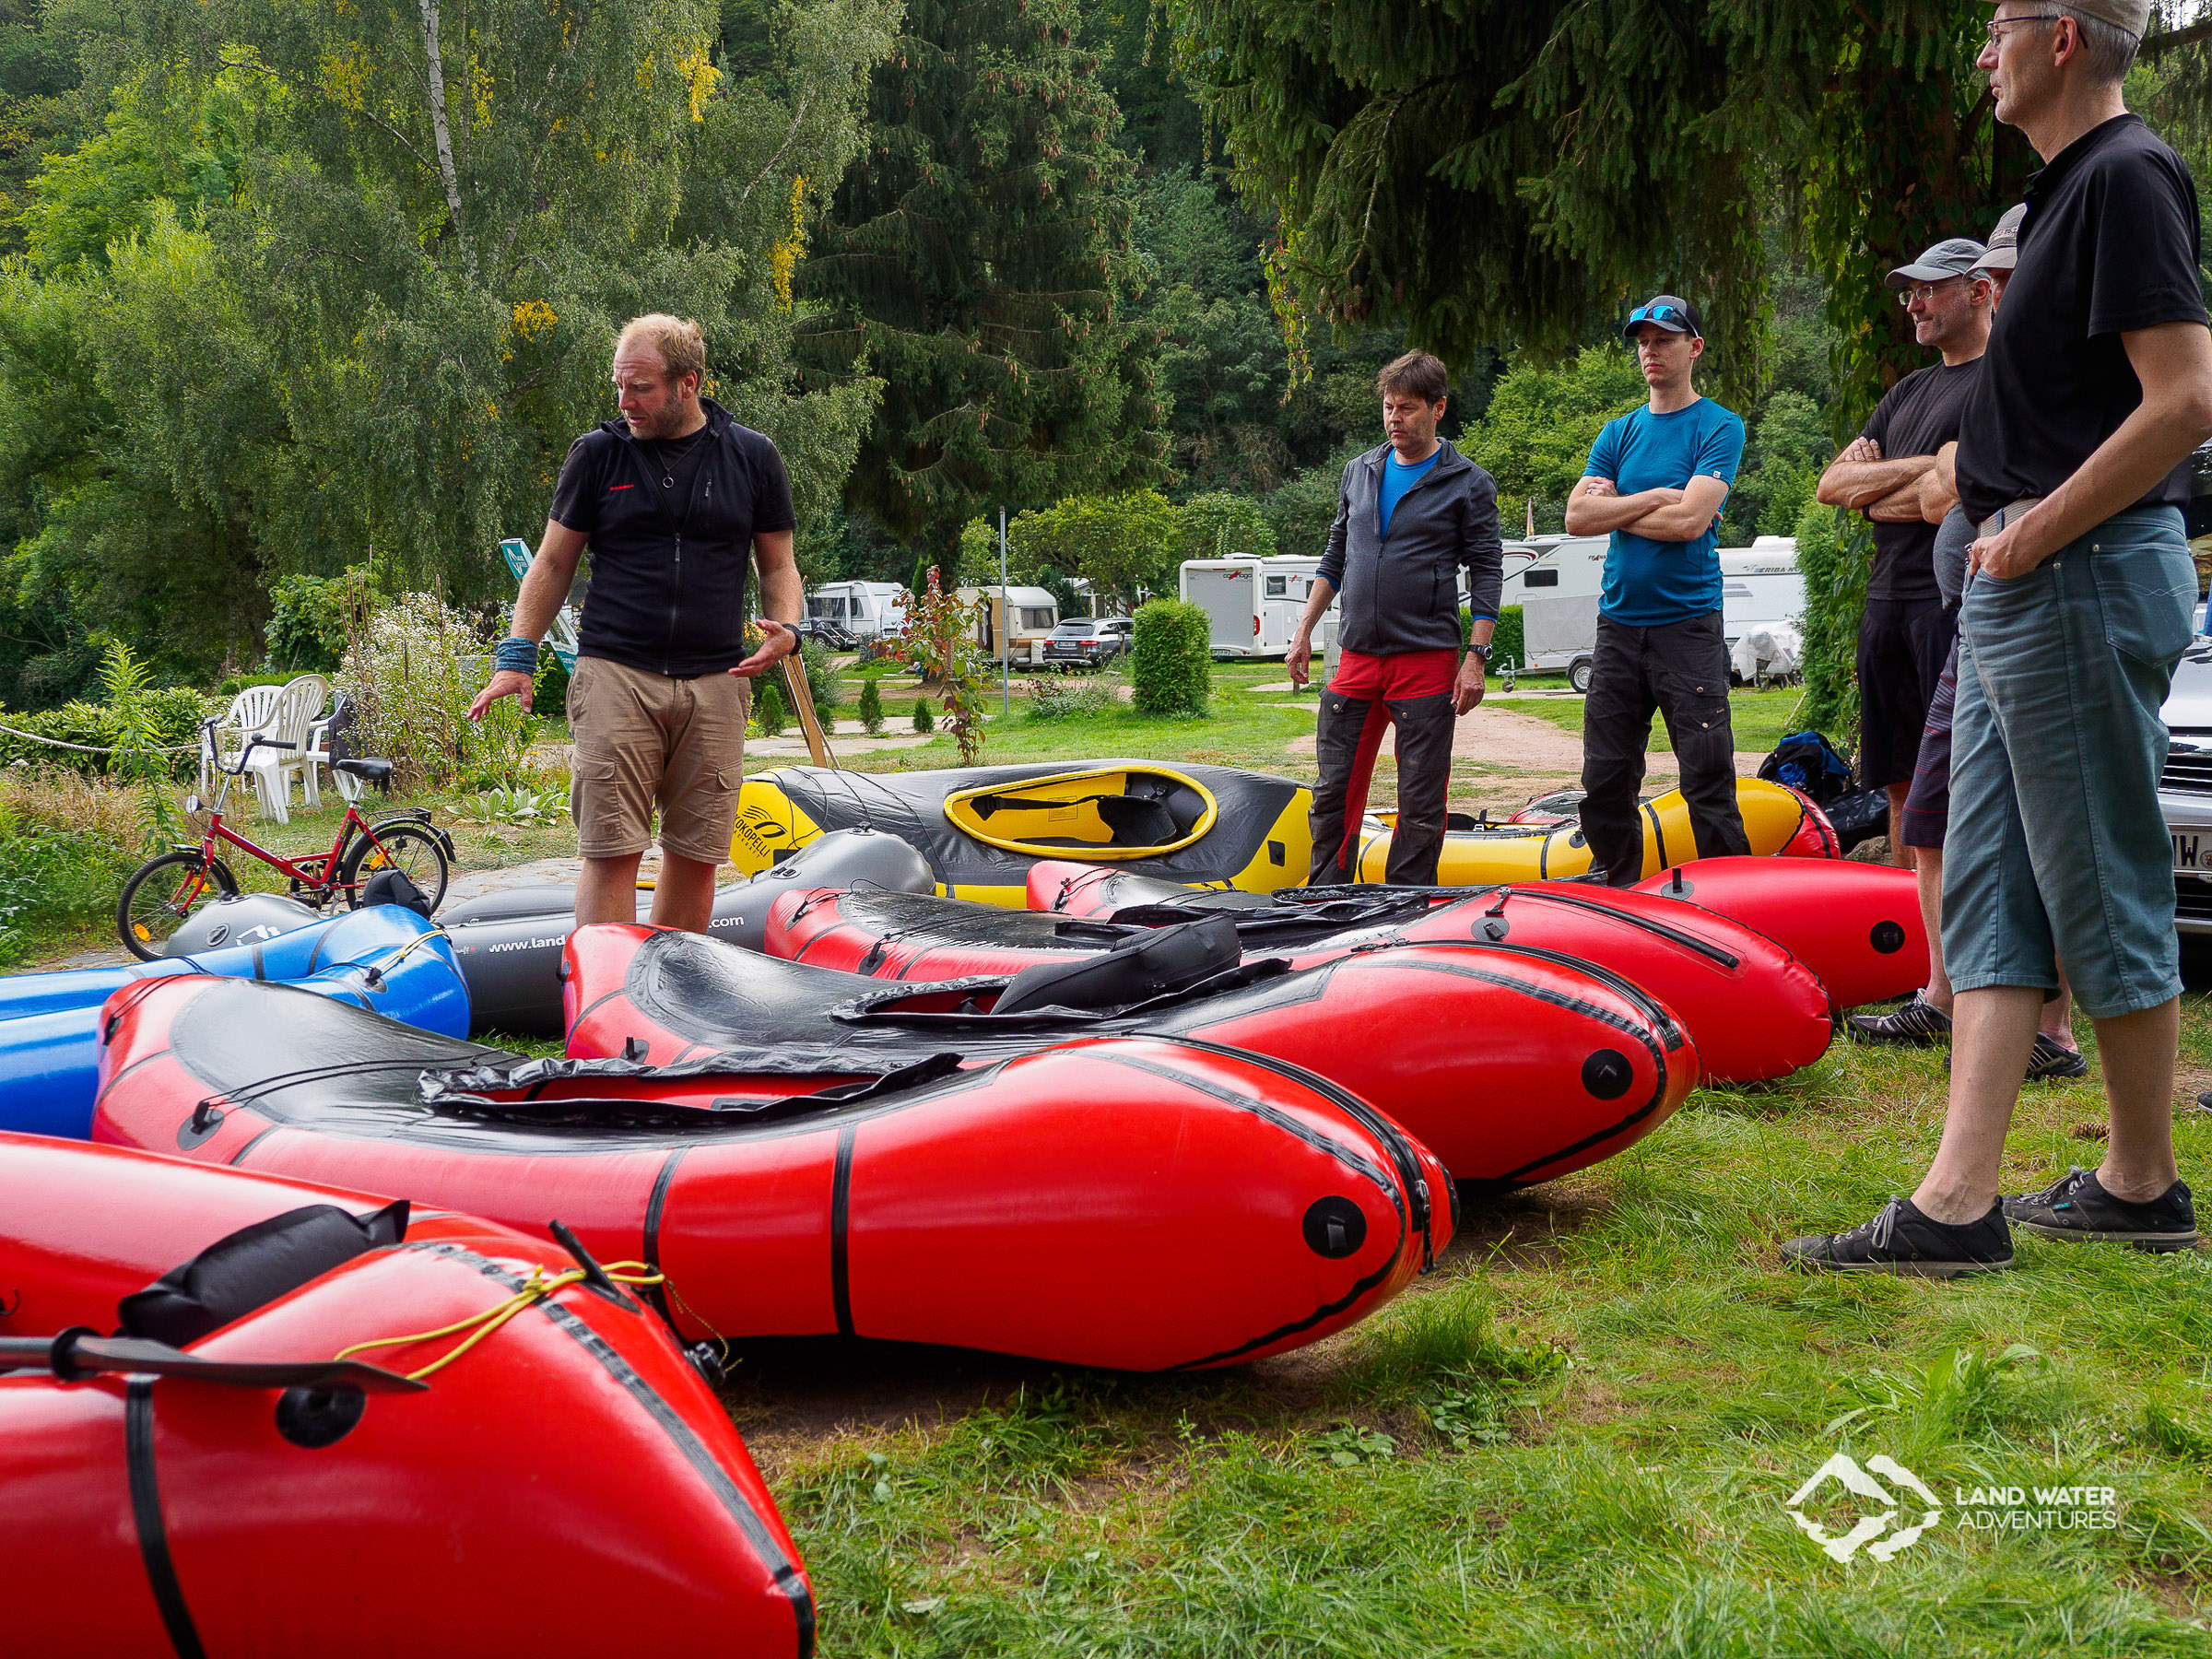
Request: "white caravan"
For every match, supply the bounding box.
[959,584,1061,667]
[806,581,911,641]
[1181,555,1325,659]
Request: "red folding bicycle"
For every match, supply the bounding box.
[116,719,454,960]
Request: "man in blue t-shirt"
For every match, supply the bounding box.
[1562,294,1749,884]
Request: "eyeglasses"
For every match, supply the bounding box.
[1983,13,2062,48]
[1895,280,1969,306]
[1626,302,1692,334]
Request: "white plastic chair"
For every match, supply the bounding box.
[243,675,330,824]
[201,685,283,796]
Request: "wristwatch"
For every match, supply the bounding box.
[1467,641,1493,664]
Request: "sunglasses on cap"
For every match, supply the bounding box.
[1624,302,1694,334]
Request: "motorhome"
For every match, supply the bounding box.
[1180,555,1325,659]
[959,584,1061,667]
[1497,535,1608,689]
[1489,533,1803,690]
[806,580,910,641]
[1718,536,1804,651]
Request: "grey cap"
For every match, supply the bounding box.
[1621,294,1704,339]
[1979,0,2148,36]
[1973,204,2027,274]
[1885,238,1989,288]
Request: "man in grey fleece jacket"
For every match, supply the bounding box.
[1288,351,1504,884]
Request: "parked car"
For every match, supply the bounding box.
[2163,636,2212,935]
[1042,616,1133,670]
[793,617,860,651]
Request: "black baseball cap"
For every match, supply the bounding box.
[1623,295,1702,340]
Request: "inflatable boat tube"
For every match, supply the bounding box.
[1634,856,1928,1011]
[731,760,1312,904]
[1352,885,1831,1085]
[1353,777,1839,884]
[1028,861,1284,919]
[0,905,466,1139]
[764,880,1827,1086]
[95,976,1448,1371]
[565,922,1696,1190]
[160,890,325,954]
[0,1134,814,1659]
[441,827,935,1036]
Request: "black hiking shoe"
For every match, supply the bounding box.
[1846,992,1952,1047]
[1781,1195,2014,1277]
[2002,1168,2198,1252]
[2023,1033,2089,1081]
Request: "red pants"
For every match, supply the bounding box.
[1308,650,1459,884]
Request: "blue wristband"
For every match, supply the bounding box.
[495,636,539,674]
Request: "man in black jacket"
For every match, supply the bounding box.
[468,313,803,931]
[1288,351,1502,884]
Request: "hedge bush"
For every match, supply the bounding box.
[0,688,209,780]
[1463,605,1524,672]
[1131,598,1211,717]
[263,572,350,674]
[1793,499,1866,745]
[754,677,788,737]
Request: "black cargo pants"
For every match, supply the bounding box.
[1580,612,1748,885]
[1308,688,1458,885]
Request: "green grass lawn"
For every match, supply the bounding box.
[1502,685,1817,756]
[736,1013,2212,1655]
[9,658,2209,1644]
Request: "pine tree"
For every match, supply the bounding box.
[857,672,885,735]
[1167,1,2033,419]
[754,678,788,737]
[796,0,1171,557]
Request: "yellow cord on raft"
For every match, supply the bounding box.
[369,924,451,977]
[335,1260,665,1382]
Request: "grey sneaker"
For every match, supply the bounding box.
[1847,992,1952,1047]
[1781,1195,2015,1277]
[2003,1167,2197,1252]
[2023,1033,2088,1082]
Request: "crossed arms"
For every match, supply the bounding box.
[1816,438,1958,524]
[1562,474,1731,541]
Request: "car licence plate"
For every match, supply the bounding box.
[2177,831,2204,872]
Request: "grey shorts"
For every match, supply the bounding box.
[1941,506,2194,1018]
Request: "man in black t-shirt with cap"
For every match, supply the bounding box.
[1787,0,2212,1277]
[1817,236,1994,861]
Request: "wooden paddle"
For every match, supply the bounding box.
[780,650,837,769]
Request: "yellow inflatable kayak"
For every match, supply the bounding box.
[1352,777,1837,884]
[732,761,1312,907]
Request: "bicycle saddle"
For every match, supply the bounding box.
[334,759,394,782]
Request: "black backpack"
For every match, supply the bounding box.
[1759,730,1855,806]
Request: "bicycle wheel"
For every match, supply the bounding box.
[341,822,451,913]
[117,851,240,961]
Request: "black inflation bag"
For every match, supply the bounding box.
[118,1200,410,1348]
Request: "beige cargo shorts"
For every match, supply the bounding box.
[567,655,749,865]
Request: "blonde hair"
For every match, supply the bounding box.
[616,313,707,384]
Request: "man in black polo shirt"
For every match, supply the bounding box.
[1787,0,2212,1275]
[1816,237,1993,868]
[469,313,803,931]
